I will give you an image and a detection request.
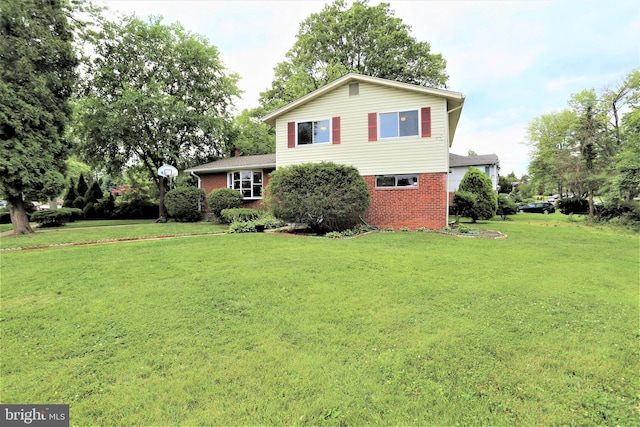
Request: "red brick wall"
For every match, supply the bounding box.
[198,170,272,210]
[363,173,448,230]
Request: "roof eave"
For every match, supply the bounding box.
[262,73,465,127]
[186,162,276,174]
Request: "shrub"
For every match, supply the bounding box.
[265,162,370,233]
[164,187,206,222]
[596,198,640,225]
[207,188,243,218]
[558,197,590,215]
[496,195,519,220]
[113,189,158,219]
[31,208,83,227]
[220,208,263,224]
[226,213,284,233]
[454,167,497,222]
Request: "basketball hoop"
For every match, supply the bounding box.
[158,164,178,178]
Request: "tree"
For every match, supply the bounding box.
[0,0,78,234]
[526,110,578,197]
[259,0,448,112]
[77,15,240,220]
[62,178,78,208]
[496,195,519,220]
[265,162,370,233]
[453,167,497,223]
[569,90,610,216]
[231,108,275,155]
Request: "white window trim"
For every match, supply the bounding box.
[296,118,332,146]
[378,109,420,139]
[227,170,264,199]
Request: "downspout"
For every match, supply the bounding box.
[190,171,202,211]
[447,105,463,114]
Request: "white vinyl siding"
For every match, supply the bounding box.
[275,81,449,176]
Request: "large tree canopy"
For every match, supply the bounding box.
[526,69,639,217]
[77,15,240,219]
[0,0,78,234]
[259,0,448,112]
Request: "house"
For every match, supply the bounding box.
[448,153,499,193]
[186,73,465,229]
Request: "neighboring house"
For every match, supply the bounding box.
[186,73,465,229]
[448,153,499,193]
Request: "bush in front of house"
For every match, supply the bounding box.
[220,208,263,224]
[164,187,206,222]
[207,188,243,218]
[454,167,497,222]
[226,212,284,233]
[31,208,83,227]
[265,162,370,233]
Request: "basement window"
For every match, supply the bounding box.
[376,174,418,188]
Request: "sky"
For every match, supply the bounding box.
[101,0,639,176]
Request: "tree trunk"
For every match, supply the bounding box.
[588,190,595,218]
[8,196,34,235]
[157,176,167,222]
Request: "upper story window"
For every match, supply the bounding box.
[297,119,330,145]
[368,107,431,141]
[379,110,419,138]
[288,117,341,148]
[228,170,263,199]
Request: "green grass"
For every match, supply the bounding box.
[0,221,228,250]
[1,215,638,425]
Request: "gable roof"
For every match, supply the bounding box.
[449,153,499,168]
[185,153,276,173]
[262,73,465,145]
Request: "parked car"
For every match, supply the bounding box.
[518,202,556,214]
[547,194,560,203]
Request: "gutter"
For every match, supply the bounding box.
[189,171,201,189]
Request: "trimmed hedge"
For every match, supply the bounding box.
[265,162,370,233]
[31,208,83,227]
[207,188,243,218]
[165,187,206,222]
[220,208,263,224]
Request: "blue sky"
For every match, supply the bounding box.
[102,0,639,176]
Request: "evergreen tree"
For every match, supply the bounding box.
[0,0,78,234]
[62,178,78,208]
[454,167,497,223]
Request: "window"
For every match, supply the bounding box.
[368,107,430,141]
[297,119,331,145]
[228,170,263,198]
[379,110,419,138]
[288,117,340,147]
[375,174,418,188]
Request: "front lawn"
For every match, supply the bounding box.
[1,216,638,425]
